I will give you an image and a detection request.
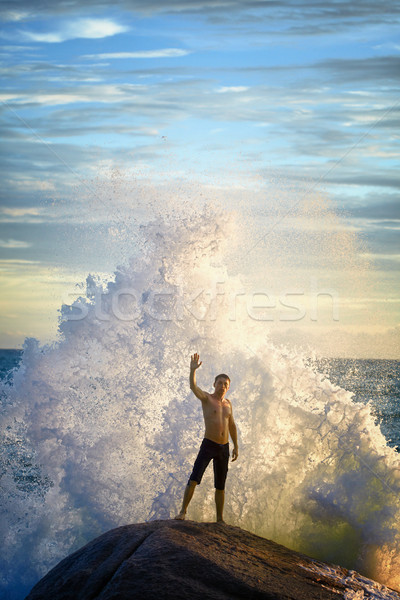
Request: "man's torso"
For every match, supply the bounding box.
[202,392,231,444]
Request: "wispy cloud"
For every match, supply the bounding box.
[373,43,400,52]
[315,56,400,84]
[0,84,132,105]
[0,44,38,52]
[20,18,129,43]
[2,207,42,217]
[82,48,191,60]
[0,238,32,248]
[3,1,399,30]
[0,10,31,22]
[346,199,400,221]
[216,86,249,93]
[0,259,40,265]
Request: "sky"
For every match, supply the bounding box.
[0,0,399,357]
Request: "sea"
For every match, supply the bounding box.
[1,200,400,599]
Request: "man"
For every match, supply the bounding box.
[175,352,239,523]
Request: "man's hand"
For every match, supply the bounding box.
[231,447,239,462]
[190,353,202,371]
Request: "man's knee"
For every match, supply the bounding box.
[188,479,198,488]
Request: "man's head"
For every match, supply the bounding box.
[213,374,230,397]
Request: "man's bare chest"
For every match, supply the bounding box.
[203,398,231,419]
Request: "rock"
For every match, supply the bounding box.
[25,520,399,600]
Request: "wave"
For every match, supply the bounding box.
[1,194,399,597]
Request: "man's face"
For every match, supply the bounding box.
[214,377,230,395]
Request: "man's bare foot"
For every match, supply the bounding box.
[216,518,225,523]
[174,512,186,520]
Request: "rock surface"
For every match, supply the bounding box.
[25,520,400,600]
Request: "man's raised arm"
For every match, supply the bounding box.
[190,353,208,402]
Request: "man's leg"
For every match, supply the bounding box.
[213,443,229,523]
[215,488,225,522]
[175,440,212,520]
[174,479,197,520]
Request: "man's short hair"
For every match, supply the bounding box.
[214,373,230,384]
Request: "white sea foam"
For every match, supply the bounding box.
[300,562,400,599]
[1,191,399,598]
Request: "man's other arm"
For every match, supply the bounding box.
[229,408,239,461]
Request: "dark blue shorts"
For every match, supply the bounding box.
[189,438,230,490]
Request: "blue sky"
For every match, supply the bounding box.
[0,1,399,356]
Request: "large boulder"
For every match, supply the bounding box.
[26,520,398,599]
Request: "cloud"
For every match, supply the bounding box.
[0,44,38,52]
[0,61,99,80]
[347,199,400,220]
[374,42,400,52]
[215,86,249,93]
[2,1,399,25]
[316,56,400,84]
[0,206,49,225]
[0,238,32,248]
[3,122,160,139]
[323,174,400,190]
[0,10,31,22]
[82,48,190,59]
[20,18,129,43]
[362,227,400,255]
[0,83,134,106]
[0,258,40,265]
[2,207,42,217]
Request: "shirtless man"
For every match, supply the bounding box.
[175,353,239,523]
